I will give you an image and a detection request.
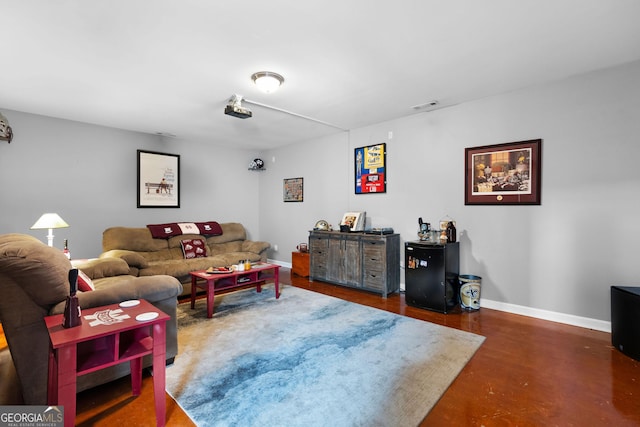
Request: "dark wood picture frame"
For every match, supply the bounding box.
[137,149,180,208]
[283,177,304,202]
[355,143,386,194]
[465,139,542,205]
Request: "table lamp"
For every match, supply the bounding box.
[30,213,69,247]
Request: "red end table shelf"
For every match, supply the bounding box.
[46,299,169,427]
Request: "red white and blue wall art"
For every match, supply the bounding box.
[355,143,386,194]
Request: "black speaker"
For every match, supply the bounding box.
[611,286,640,361]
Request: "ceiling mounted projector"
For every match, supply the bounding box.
[224,94,252,119]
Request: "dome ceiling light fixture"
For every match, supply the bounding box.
[251,71,284,93]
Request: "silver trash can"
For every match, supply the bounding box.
[459,275,481,311]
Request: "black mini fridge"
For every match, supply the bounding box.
[405,241,460,313]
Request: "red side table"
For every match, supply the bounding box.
[46,299,169,427]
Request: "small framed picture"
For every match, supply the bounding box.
[283,177,303,202]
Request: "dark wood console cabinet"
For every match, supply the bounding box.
[309,231,400,297]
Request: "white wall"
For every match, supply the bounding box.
[260,59,640,324]
[257,132,351,256]
[0,112,263,257]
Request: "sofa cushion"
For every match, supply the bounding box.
[113,250,149,268]
[180,238,207,259]
[205,223,246,244]
[242,240,271,254]
[137,252,263,281]
[79,258,131,279]
[209,241,243,256]
[138,258,215,278]
[103,227,169,252]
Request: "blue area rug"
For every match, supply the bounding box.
[167,286,484,427]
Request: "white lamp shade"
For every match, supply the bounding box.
[31,213,69,230]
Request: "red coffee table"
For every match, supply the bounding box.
[190,263,281,318]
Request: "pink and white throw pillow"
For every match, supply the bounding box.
[180,238,207,259]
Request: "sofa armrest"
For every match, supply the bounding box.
[242,240,270,254]
[100,249,149,269]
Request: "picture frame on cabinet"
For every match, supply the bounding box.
[465,139,542,205]
[137,149,180,208]
[340,211,366,232]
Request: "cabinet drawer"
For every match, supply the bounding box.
[311,263,328,278]
[363,271,385,291]
[310,246,328,257]
[363,240,385,258]
[309,236,328,251]
[363,247,384,263]
[362,239,386,248]
[311,250,327,260]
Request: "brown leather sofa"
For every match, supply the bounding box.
[0,233,182,405]
[100,222,270,296]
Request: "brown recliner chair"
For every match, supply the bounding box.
[0,233,183,404]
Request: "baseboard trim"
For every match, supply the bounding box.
[268,259,291,269]
[480,298,611,333]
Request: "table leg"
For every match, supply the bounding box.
[57,344,77,427]
[130,357,143,396]
[152,322,167,427]
[274,267,280,299]
[47,346,58,405]
[190,275,197,309]
[206,279,216,318]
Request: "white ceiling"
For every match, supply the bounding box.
[2,0,640,150]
